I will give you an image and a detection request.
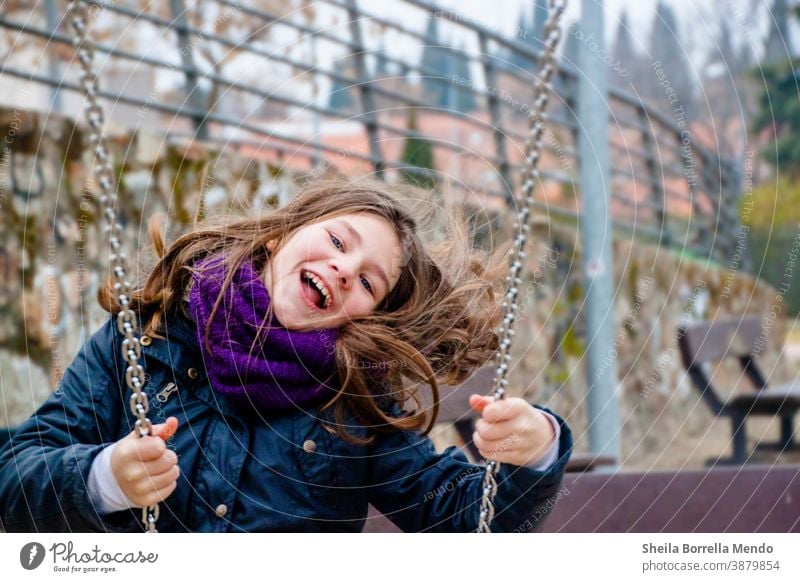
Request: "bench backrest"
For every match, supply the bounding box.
[677,316,769,414]
[678,316,764,364]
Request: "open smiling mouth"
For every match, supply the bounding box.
[299,269,332,310]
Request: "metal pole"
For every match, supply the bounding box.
[169,0,208,140]
[478,32,514,206]
[310,31,322,168]
[576,0,620,464]
[637,105,670,249]
[344,0,385,177]
[44,0,62,112]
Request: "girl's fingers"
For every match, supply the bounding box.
[473,431,506,459]
[140,480,178,507]
[119,451,176,483]
[481,398,526,423]
[473,430,524,463]
[131,465,181,495]
[141,450,179,477]
[475,418,515,441]
[130,436,167,463]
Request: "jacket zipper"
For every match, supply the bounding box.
[156,382,178,403]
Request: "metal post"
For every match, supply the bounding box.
[637,105,669,248]
[44,0,62,112]
[344,0,384,177]
[169,0,208,140]
[576,0,620,464]
[697,149,720,259]
[478,32,514,206]
[309,31,322,168]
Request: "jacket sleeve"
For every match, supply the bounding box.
[365,404,573,533]
[0,317,143,532]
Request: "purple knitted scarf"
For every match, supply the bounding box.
[188,254,340,413]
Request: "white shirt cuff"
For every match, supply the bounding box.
[525,410,561,471]
[87,442,137,514]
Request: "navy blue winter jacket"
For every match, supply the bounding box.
[0,311,572,532]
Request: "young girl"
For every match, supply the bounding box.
[0,178,572,532]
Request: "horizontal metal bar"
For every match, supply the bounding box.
[0,63,528,206]
[212,0,582,133]
[87,0,491,115]
[70,4,577,151]
[1,2,721,258]
[399,0,570,75]
[613,111,729,176]
[1,61,706,234]
[0,17,584,173]
[0,61,582,195]
[84,0,727,183]
[609,167,701,203]
[0,64,385,165]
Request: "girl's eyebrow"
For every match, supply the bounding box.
[335,219,390,291]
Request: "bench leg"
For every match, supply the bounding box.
[780,415,797,449]
[730,413,748,464]
[708,413,750,466]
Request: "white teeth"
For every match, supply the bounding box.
[302,271,331,308]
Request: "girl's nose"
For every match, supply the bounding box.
[329,260,355,289]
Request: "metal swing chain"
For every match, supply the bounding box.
[66,0,159,533]
[476,0,567,533]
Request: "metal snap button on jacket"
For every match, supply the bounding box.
[302,439,317,454]
[139,335,152,346]
[187,367,199,380]
[215,504,227,518]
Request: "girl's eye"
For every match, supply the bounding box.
[329,232,374,295]
[329,233,344,251]
[360,276,373,295]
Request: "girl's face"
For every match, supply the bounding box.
[263,212,405,330]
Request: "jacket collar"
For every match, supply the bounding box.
[136,312,248,420]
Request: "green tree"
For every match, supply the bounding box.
[752,59,800,174]
[400,109,436,189]
[745,7,800,314]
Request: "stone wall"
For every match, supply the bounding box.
[0,107,790,469]
[0,106,295,426]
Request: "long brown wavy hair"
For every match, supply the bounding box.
[99,177,510,444]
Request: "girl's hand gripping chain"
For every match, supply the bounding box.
[110,417,180,508]
[469,395,556,467]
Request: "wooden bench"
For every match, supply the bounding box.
[678,316,800,464]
